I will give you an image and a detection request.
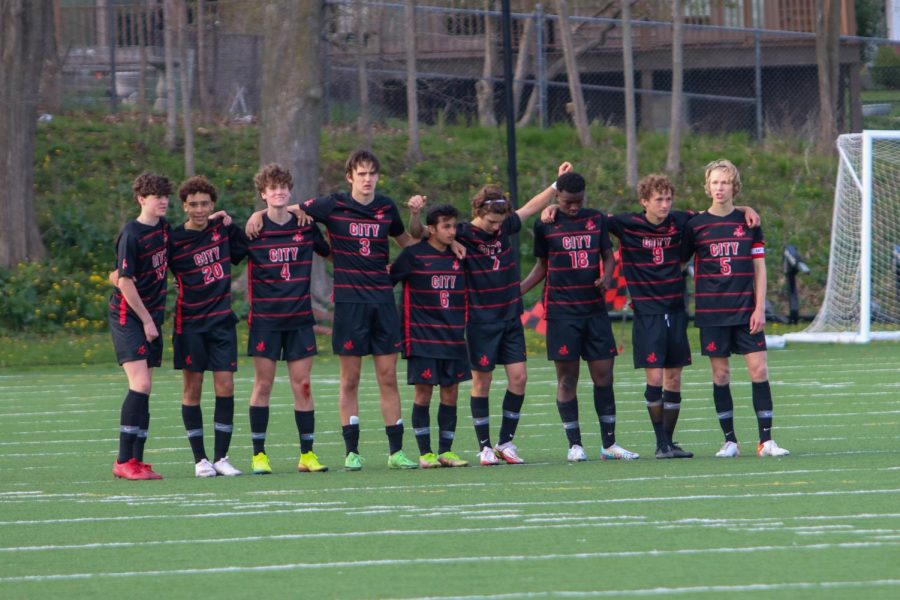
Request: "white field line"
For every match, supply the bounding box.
[1,542,897,584]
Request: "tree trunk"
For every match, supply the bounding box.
[176,0,194,176]
[196,0,212,124]
[163,0,178,151]
[137,0,148,132]
[815,0,840,152]
[622,0,637,188]
[555,0,592,147]
[39,0,62,113]
[404,0,422,162]
[355,0,372,148]
[0,0,49,267]
[258,0,330,308]
[665,0,684,175]
[512,10,533,119]
[476,0,497,127]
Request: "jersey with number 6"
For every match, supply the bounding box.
[300,192,405,303]
[682,209,764,327]
[243,214,330,330]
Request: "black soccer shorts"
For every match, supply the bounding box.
[109,313,163,368]
[406,356,472,387]
[332,302,402,356]
[546,313,618,362]
[173,326,238,372]
[248,326,317,361]
[466,317,527,372]
[632,311,692,369]
[699,324,767,357]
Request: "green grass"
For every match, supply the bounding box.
[1,342,898,598]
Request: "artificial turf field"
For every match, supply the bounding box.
[0,342,898,599]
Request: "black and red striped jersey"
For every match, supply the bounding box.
[390,240,467,359]
[300,192,405,304]
[607,210,693,314]
[109,218,170,326]
[242,214,330,331]
[533,208,613,318]
[682,209,764,327]
[455,213,523,323]
[168,218,245,334]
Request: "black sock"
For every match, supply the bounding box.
[213,395,234,462]
[713,384,737,443]
[556,398,582,447]
[411,403,432,455]
[133,411,150,462]
[644,385,669,450]
[470,395,491,449]
[498,390,524,445]
[117,390,145,463]
[662,390,682,441]
[181,403,207,462]
[594,385,616,449]
[295,410,315,454]
[437,403,457,454]
[342,423,360,454]
[385,423,404,455]
[249,405,269,454]
[752,381,774,443]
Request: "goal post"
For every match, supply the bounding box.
[784,130,900,344]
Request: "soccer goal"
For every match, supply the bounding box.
[784,130,900,344]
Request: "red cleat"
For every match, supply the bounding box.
[113,458,150,480]
[137,461,163,479]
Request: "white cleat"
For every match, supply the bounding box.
[195,458,217,478]
[494,442,525,464]
[757,440,790,457]
[600,443,640,460]
[567,444,588,462]
[715,441,741,458]
[212,456,242,476]
[479,446,501,466]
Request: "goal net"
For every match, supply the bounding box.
[784,131,900,343]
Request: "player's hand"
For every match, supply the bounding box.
[245,210,264,239]
[407,195,427,214]
[287,206,312,226]
[143,320,160,343]
[743,206,760,228]
[749,307,766,334]
[108,270,119,287]
[558,161,573,176]
[541,205,559,224]
[451,240,466,259]
[210,210,233,226]
[594,275,613,292]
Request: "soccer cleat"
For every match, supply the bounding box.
[437,451,469,467]
[113,458,150,480]
[137,461,163,479]
[479,446,501,466]
[194,458,217,478]
[657,444,694,459]
[757,440,790,457]
[251,452,273,474]
[600,444,640,460]
[388,450,419,469]
[715,441,741,458]
[213,457,242,476]
[656,446,674,459]
[298,451,329,472]
[567,444,588,462]
[495,442,525,464]
[418,452,442,469]
[344,452,364,471]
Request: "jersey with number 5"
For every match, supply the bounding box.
[456,213,523,324]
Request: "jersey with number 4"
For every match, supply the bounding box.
[243,215,330,330]
[682,209,764,327]
[301,192,405,304]
[456,213,523,323]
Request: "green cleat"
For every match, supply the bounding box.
[344,452,364,471]
[418,452,441,469]
[298,451,328,473]
[251,452,272,474]
[437,451,469,467]
[388,450,419,470]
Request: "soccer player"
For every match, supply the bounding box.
[410,162,570,466]
[522,171,640,462]
[242,164,332,474]
[109,172,171,480]
[682,159,790,458]
[390,204,470,468]
[168,176,244,477]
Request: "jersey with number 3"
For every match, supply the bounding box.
[244,215,330,330]
[301,192,405,303]
[682,209,764,327]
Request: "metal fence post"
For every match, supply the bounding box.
[108,3,118,114]
[754,30,762,140]
[535,3,546,128]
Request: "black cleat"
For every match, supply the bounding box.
[656,446,675,459]
[669,443,694,458]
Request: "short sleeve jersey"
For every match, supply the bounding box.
[243,214,330,331]
[109,218,169,326]
[455,213,523,323]
[533,208,613,319]
[390,240,467,359]
[682,209,764,327]
[607,210,693,314]
[168,218,245,334]
[301,192,405,304]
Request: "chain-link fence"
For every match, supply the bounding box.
[48,0,900,137]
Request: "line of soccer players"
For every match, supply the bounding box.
[108,152,788,480]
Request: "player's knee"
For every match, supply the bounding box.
[254,378,274,398]
[508,370,527,390]
[557,373,578,395]
[748,364,769,382]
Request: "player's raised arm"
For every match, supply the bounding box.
[515,161,573,221]
[406,194,427,240]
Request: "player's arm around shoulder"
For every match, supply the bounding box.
[516,161,573,221]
